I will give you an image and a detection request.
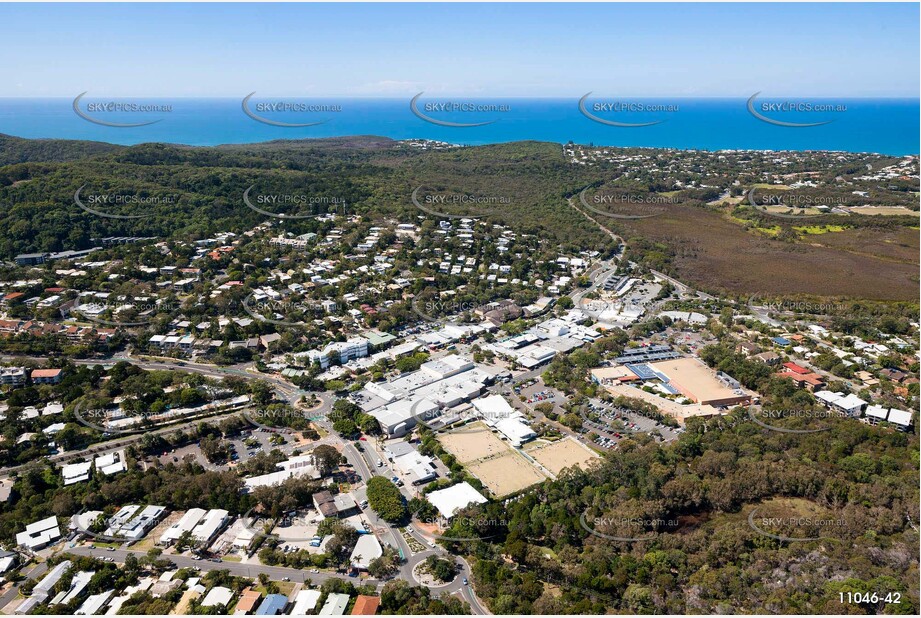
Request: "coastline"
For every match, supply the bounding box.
[0,97,918,156]
[0,131,918,159]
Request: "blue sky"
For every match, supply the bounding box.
[0,3,917,97]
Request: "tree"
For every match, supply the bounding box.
[313,444,341,476]
[332,418,358,438]
[366,477,406,522]
[423,555,457,583]
[199,435,231,464]
[368,546,402,579]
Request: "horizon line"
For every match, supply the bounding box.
[1,95,919,101]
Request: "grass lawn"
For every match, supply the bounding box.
[794,224,847,235]
[254,581,296,596]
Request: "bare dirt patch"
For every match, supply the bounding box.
[467,451,546,497]
[438,423,509,464]
[525,437,601,476]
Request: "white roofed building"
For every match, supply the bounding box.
[885,408,913,431]
[94,450,128,476]
[290,590,322,615]
[427,482,488,519]
[815,390,867,417]
[16,515,62,550]
[191,509,229,545]
[349,534,383,570]
[201,586,234,608]
[159,508,207,545]
[63,461,93,485]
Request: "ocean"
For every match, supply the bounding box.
[0,97,917,155]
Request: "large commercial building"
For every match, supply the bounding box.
[815,390,868,418]
[349,535,383,571]
[358,355,491,437]
[300,337,370,369]
[192,509,229,545]
[243,455,321,491]
[647,358,752,407]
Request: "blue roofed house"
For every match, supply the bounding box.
[255,593,288,615]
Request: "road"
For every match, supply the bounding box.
[0,354,336,477]
[0,561,46,609]
[68,545,380,587]
[308,403,488,614]
[649,269,715,301]
[2,350,489,611]
[566,194,714,306]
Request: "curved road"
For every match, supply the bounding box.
[4,353,493,612]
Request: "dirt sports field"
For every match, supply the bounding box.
[525,437,601,476]
[439,423,546,496]
[438,422,508,463]
[467,451,546,497]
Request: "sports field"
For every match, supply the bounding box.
[525,437,601,476]
[438,422,509,463]
[467,451,547,497]
[438,422,547,497]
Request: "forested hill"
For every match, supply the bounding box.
[0,136,612,259]
[0,133,122,165]
[1,134,916,302]
[462,408,920,614]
